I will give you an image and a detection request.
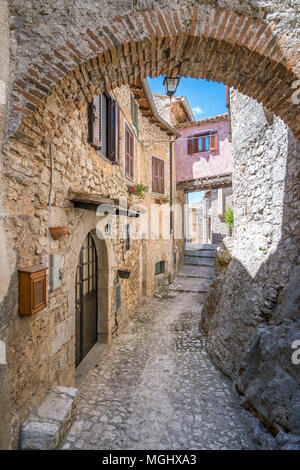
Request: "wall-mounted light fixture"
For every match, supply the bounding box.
[163,76,181,99]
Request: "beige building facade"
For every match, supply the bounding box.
[0,76,181,448]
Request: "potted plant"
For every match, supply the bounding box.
[155,196,170,204]
[49,226,69,240]
[135,183,148,199]
[118,269,131,279]
[128,185,137,195]
[224,206,234,236]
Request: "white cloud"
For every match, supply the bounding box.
[192,106,204,116]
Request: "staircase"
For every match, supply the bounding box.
[170,244,217,294]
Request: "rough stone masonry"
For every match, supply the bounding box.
[5,0,300,142]
[0,0,299,451]
[202,90,300,449]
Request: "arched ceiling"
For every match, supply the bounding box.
[6,1,300,145]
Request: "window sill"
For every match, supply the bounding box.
[94,148,119,166]
[190,150,218,156]
[125,176,135,185]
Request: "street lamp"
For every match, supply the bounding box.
[163,76,181,99]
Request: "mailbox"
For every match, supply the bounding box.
[18,265,47,316]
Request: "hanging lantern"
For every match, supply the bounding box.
[163,76,181,99]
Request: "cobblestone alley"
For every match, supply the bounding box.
[62,272,256,450]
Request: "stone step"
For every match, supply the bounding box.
[184,249,215,258]
[20,386,78,450]
[184,256,215,267]
[185,243,218,251]
[169,277,212,293]
[177,265,215,279]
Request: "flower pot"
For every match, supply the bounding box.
[155,198,163,204]
[118,269,131,279]
[128,186,137,194]
[50,226,68,240]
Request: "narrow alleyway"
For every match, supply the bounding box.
[62,252,256,450]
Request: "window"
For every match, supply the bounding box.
[152,157,164,194]
[155,261,165,275]
[187,132,218,154]
[125,124,134,180]
[131,94,138,132]
[125,224,130,251]
[88,93,120,163]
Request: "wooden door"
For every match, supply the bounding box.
[75,233,98,366]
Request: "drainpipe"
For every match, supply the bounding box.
[169,139,173,234]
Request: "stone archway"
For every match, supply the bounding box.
[5,2,300,149]
[64,212,116,365]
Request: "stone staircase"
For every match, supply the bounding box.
[170,244,216,294]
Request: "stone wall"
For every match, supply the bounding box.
[0,0,16,450]
[201,89,300,446]
[0,82,176,449]
[4,1,300,142]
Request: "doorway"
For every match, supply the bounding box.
[75,232,98,366]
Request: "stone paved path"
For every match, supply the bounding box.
[62,284,256,450]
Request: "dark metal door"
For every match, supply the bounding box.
[75,233,98,366]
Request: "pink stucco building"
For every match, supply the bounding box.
[175,113,232,183]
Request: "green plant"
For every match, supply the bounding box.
[224,206,234,229]
[259,247,267,254]
[160,196,170,203]
[135,183,148,199]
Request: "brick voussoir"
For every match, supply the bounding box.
[5,7,300,144]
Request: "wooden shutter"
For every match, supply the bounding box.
[125,125,134,180]
[210,134,218,151]
[131,94,135,123]
[158,159,164,193]
[130,131,134,179]
[89,96,101,148]
[194,136,199,153]
[187,136,194,155]
[115,102,120,164]
[152,157,164,193]
[131,94,138,128]
[152,157,157,192]
[107,96,116,162]
[134,101,138,128]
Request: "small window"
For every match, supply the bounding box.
[187,132,218,154]
[88,93,120,163]
[115,284,121,311]
[125,224,130,251]
[131,94,138,131]
[125,124,134,180]
[155,261,165,275]
[152,157,164,194]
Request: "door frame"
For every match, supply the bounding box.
[75,232,99,366]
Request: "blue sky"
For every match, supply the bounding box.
[148,76,227,203]
[188,191,204,203]
[147,76,227,120]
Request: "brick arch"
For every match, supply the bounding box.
[8,5,300,145]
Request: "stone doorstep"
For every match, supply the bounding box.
[20,386,78,450]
